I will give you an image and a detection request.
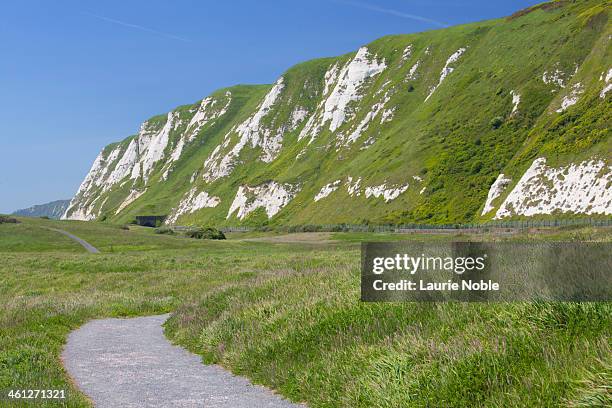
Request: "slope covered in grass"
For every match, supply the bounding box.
[63,0,611,227]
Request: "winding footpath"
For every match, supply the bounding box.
[62,314,301,408]
[45,227,100,253]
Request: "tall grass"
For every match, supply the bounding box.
[1,218,610,406]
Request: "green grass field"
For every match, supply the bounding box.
[1,217,610,407]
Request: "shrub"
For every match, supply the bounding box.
[39,216,50,220]
[155,227,175,235]
[185,227,225,240]
[0,216,19,224]
[490,116,504,129]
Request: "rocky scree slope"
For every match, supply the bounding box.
[63,0,612,226]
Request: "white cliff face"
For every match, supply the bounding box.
[401,45,413,62]
[166,187,220,224]
[380,107,395,123]
[69,152,105,201]
[481,174,511,215]
[425,47,466,102]
[406,61,420,80]
[67,88,234,220]
[289,107,308,130]
[187,92,232,142]
[115,189,146,214]
[162,93,232,181]
[64,194,108,221]
[342,93,390,146]
[141,112,177,181]
[299,47,387,143]
[319,47,386,133]
[64,202,98,221]
[317,176,409,202]
[62,148,123,220]
[542,69,567,88]
[64,38,610,227]
[556,83,583,113]
[495,158,612,219]
[314,180,342,202]
[203,77,286,182]
[323,63,340,96]
[600,68,612,98]
[227,181,300,220]
[346,177,362,197]
[64,101,223,220]
[510,91,521,115]
[365,183,409,202]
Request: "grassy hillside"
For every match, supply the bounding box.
[64,0,610,227]
[1,217,610,407]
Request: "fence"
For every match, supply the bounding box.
[218,217,612,234]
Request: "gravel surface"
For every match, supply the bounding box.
[45,227,100,253]
[62,314,302,408]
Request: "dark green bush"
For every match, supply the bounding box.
[185,227,225,240]
[490,116,504,129]
[0,216,19,224]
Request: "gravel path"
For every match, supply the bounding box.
[45,227,100,253]
[62,314,302,408]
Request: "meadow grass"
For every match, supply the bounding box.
[0,217,610,407]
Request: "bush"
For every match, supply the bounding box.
[39,216,50,220]
[120,225,130,230]
[0,216,19,224]
[155,227,175,235]
[490,116,504,129]
[185,227,225,240]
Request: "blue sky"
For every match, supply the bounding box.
[0,0,538,213]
